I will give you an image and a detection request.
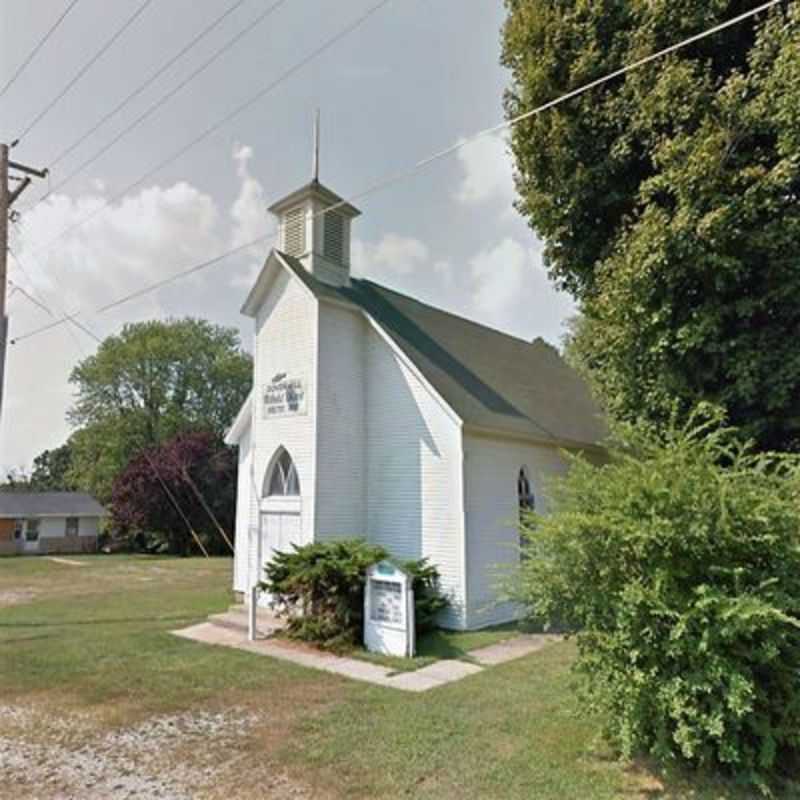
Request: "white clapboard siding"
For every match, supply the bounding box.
[364,325,466,629]
[462,433,570,628]
[314,303,367,540]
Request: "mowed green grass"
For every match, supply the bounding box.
[0,555,772,799]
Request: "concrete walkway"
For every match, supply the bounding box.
[172,609,560,693]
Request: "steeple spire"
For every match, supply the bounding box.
[312,108,320,182]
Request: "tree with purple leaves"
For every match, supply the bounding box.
[111,431,236,555]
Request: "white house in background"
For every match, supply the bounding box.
[0,492,107,555]
[225,173,606,630]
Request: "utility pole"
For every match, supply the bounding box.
[0,142,48,423]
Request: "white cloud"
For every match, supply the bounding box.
[469,237,530,315]
[351,233,429,279]
[230,143,270,248]
[466,236,575,343]
[1,178,224,473]
[229,143,274,289]
[455,131,516,210]
[16,182,221,310]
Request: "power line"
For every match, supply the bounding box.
[28,0,394,256]
[45,0,251,173]
[33,0,289,205]
[16,0,155,142]
[6,278,50,317]
[11,0,781,346]
[143,450,210,559]
[8,241,101,347]
[0,0,81,102]
[11,217,102,347]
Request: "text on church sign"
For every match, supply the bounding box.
[262,372,307,418]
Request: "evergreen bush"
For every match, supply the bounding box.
[514,410,800,790]
[261,539,448,650]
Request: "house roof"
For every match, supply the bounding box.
[273,250,607,448]
[0,492,108,518]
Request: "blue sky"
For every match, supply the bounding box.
[0,0,575,472]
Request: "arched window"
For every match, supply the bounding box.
[518,467,534,516]
[266,449,300,497]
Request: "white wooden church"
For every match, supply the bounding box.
[225,168,605,630]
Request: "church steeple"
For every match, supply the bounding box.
[268,112,360,287]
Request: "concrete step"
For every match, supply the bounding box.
[207,608,283,638]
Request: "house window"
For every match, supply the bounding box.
[266,449,300,497]
[518,467,534,562]
[65,517,79,536]
[25,519,40,542]
[13,519,24,540]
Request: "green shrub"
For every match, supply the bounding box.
[400,557,450,634]
[513,409,800,790]
[261,539,449,650]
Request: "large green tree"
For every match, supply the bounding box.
[502,2,800,450]
[30,443,77,491]
[68,318,251,499]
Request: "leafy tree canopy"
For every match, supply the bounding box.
[30,443,77,491]
[0,442,76,492]
[68,318,251,499]
[502,2,800,450]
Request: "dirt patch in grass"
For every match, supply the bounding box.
[0,701,318,800]
[0,589,37,608]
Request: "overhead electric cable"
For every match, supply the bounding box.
[45,0,250,173]
[8,240,101,348]
[11,0,780,345]
[29,0,394,256]
[6,278,51,317]
[16,0,155,142]
[11,216,102,344]
[34,0,289,205]
[0,0,81,101]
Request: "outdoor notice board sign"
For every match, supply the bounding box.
[364,560,415,658]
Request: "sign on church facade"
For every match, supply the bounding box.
[262,372,307,418]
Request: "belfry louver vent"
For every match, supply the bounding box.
[323,211,345,265]
[284,205,306,256]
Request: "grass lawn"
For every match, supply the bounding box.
[349,622,521,672]
[0,555,789,799]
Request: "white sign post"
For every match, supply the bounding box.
[248,585,258,641]
[364,561,415,658]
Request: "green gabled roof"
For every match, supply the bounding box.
[276,251,606,448]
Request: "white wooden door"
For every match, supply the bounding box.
[261,511,301,557]
[258,511,301,607]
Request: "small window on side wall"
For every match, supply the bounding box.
[518,467,534,516]
[25,519,40,542]
[65,517,79,536]
[518,467,535,561]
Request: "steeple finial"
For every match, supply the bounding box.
[312,108,320,182]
